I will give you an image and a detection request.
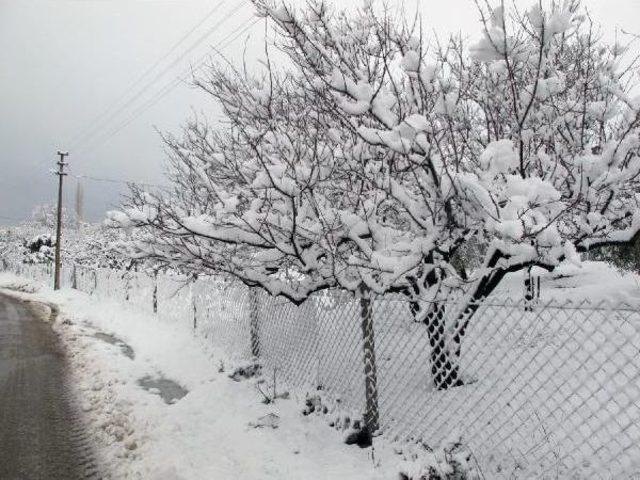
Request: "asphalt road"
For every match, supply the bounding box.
[0,293,98,479]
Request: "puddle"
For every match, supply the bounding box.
[93,332,135,360]
[137,375,188,404]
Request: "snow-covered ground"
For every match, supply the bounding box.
[3,260,640,479]
[0,272,455,480]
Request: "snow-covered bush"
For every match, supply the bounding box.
[398,439,479,480]
[66,223,138,270]
[0,221,136,271]
[23,233,54,264]
[109,0,640,390]
[0,225,55,266]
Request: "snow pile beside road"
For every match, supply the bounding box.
[0,271,39,293]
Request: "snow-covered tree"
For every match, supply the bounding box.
[65,223,138,270]
[0,226,23,269]
[32,204,78,230]
[110,0,640,390]
[0,221,135,271]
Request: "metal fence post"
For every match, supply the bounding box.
[152,272,158,314]
[124,274,130,302]
[192,285,198,332]
[249,288,260,358]
[71,264,77,289]
[359,283,380,434]
[312,296,323,390]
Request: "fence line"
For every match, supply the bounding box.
[6,261,640,479]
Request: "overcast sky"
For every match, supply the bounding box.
[1,0,638,226]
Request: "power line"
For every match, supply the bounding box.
[69,0,230,150]
[66,1,227,149]
[78,15,260,156]
[70,174,166,189]
[70,1,250,152]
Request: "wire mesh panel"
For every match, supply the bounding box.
[92,268,125,302]
[373,298,640,479]
[193,277,253,361]
[249,289,368,421]
[372,297,435,441]
[258,291,323,391]
[312,291,367,419]
[156,274,193,327]
[126,271,155,314]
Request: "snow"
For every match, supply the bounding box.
[469,26,508,62]
[0,273,404,480]
[527,5,573,38]
[479,139,518,174]
[505,175,561,203]
[403,113,429,132]
[3,258,640,478]
[400,50,420,72]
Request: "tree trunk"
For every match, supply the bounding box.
[411,301,463,390]
[449,266,511,376]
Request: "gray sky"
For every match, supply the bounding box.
[1,0,638,226]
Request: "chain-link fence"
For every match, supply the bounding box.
[6,261,640,479]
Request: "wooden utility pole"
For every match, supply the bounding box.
[53,151,68,290]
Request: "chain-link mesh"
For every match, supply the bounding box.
[6,262,640,478]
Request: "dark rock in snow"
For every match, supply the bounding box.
[344,426,372,448]
[228,363,262,381]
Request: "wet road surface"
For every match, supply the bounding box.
[0,293,98,479]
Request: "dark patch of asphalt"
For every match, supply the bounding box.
[137,375,188,405]
[92,329,188,405]
[0,293,99,479]
[93,332,135,360]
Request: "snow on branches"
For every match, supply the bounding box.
[111,0,640,319]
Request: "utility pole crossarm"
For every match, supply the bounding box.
[53,151,69,290]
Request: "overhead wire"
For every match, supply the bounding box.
[70,174,166,189]
[77,15,260,156]
[66,0,227,149]
[70,0,251,152]
[58,2,261,199]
